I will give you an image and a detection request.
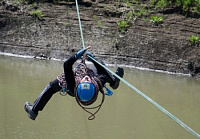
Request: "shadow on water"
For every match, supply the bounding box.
[0,55,200,139]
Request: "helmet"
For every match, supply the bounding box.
[77,82,96,102]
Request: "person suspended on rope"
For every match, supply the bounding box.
[24,46,124,120]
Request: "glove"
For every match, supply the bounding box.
[85,51,95,61]
[75,48,87,59]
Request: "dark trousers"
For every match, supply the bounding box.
[32,79,62,112]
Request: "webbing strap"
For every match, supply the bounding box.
[74,0,200,138]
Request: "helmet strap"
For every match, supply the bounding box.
[75,89,105,120]
[74,60,105,120]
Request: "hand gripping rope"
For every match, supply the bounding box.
[74,0,200,138]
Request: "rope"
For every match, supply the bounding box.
[75,0,85,49]
[88,56,200,139]
[73,58,105,120]
[75,89,105,120]
[74,0,200,138]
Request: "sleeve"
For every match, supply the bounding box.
[63,55,77,94]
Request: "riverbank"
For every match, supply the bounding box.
[0,0,200,78]
[0,51,191,77]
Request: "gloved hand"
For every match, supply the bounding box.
[75,48,87,59]
[86,51,95,61]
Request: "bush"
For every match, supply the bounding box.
[116,20,130,33]
[151,0,200,16]
[150,16,164,26]
[189,34,200,47]
[29,10,44,22]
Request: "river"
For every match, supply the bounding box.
[0,55,200,139]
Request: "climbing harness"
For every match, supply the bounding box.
[74,0,200,138]
[57,73,68,96]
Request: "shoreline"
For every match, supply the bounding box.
[0,52,191,77]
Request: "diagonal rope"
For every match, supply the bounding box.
[88,56,200,139]
[74,0,200,138]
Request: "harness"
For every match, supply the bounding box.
[57,59,105,120]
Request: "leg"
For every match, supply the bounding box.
[96,67,124,90]
[25,79,61,120]
[91,59,124,89]
[95,61,124,89]
[91,60,115,83]
[109,67,124,89]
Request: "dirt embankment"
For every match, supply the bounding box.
[0,0,200,77]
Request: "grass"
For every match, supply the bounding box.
[29,10,44,22]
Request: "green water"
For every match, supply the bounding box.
[0,55,200,139]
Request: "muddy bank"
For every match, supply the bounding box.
[0,0,200,77]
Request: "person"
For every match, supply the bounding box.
[24,46,124,120]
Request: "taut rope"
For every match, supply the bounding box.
[75,0,200,138]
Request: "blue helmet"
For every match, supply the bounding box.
[77,82,96,102]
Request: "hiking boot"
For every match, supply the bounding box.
[24,102,38,120]
[110,67,124,89]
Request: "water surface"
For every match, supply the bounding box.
[0,55,200,139]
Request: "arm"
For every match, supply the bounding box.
[63,55,77,93]
[64,46,91,93]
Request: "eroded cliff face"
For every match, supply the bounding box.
[0,0,200,77]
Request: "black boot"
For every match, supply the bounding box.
[110,67,124,89]
[24,102,38,120]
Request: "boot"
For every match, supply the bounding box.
[110,67,124,89]
[24,102,38,120]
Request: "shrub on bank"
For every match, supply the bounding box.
[189,34,200,47]
[151,0,200,17]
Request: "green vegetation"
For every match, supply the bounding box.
[151,0,200,16]
[124,10,135,21]
[97,20,103,28]
[115,1,150,33]
[125,0,131,7]
[133,5,150,17]
[93,15,97,21]
[150,16,164,26]
[29,10,44,22]
[114,0,199,33]
[189,34,200,47]
[193,0,200,15]
[117,6,149,33]
[93,15,103,28]
[151,0,171,9]
[116,20,130,33]
[11,0,199,36]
